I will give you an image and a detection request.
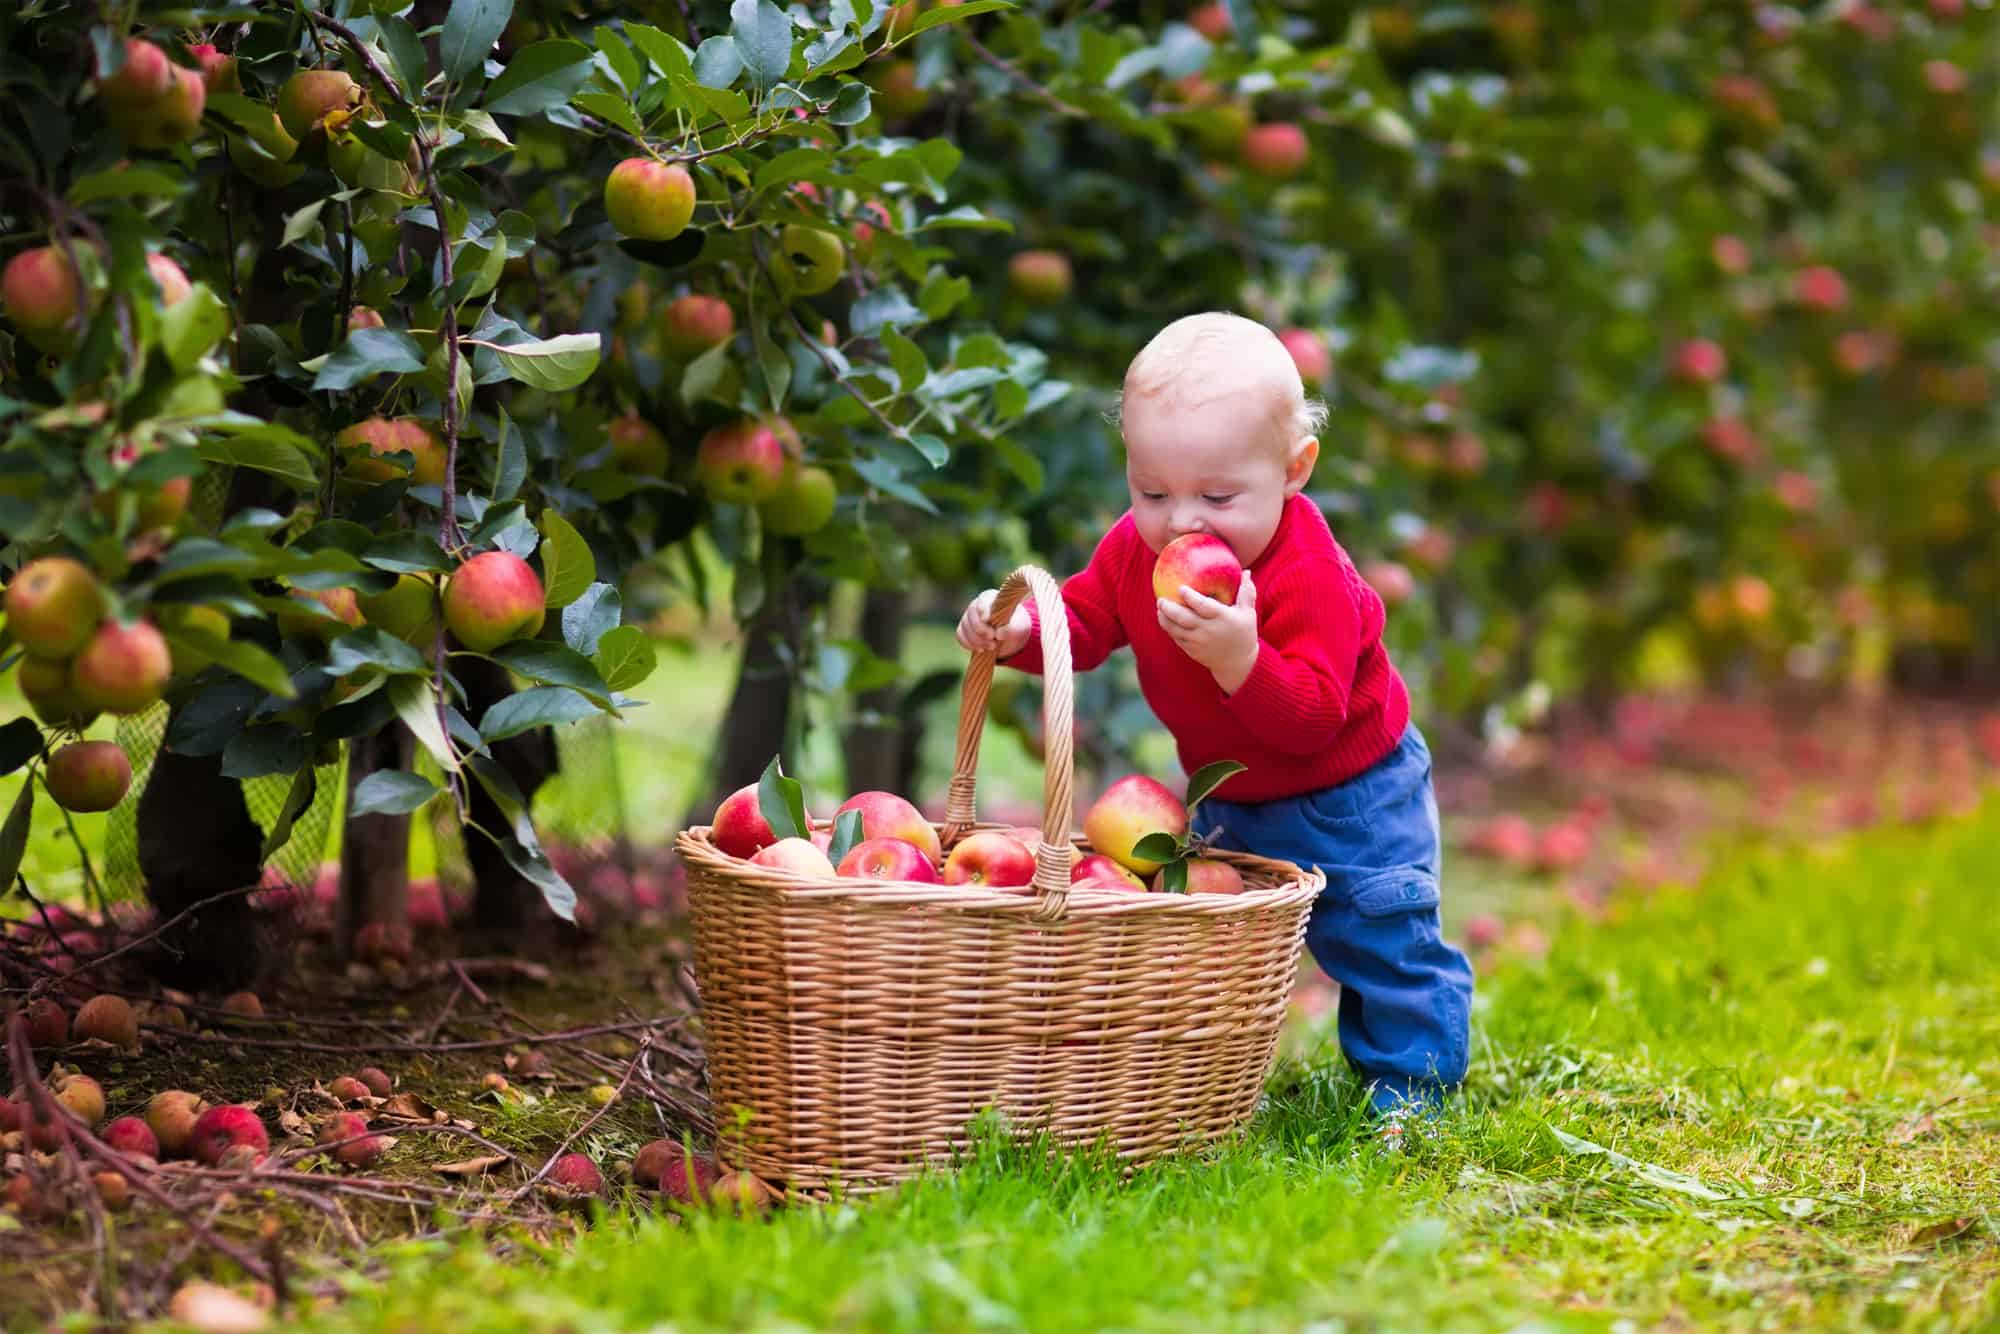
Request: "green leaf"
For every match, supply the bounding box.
[536,511,596,608]
[69,166,189,205]
[693,34,745,88]
[491,641,614,707]
[0,780,34,896]
[0,719,44,778]
[257,766,319,862]
[882,328,927,391]
[160,286,229,373]
[282,200,327,248]
[752,319,791,414]
[625,24,695,82]
[194,425,319,493]
[756,755,808,841]
[911,205,1011,232]
[753,146,833,193]
[1184,760,1248,812]
[827,80,871,124]
[376,15,430,98]
[313,329,427,391]
[680,341,733,406]
[493,407,526,503]
[730,0,793,93]
[363,532,453,575]
[591,625,657,692]
[1131,831,1185,866]
[851,454,936,514]
[166,680,262,756]
[466,753,539,849]
[478,685,599,742]
[596,27,642,90]
[221,724,311,780]
[573,90,645,138]
[851,286,922,338]
[488,333,601,390]
[991,436,1044,493]
[483,39,595,115]
[162,626,298,697]
[441,0,515,85]
[326,627,431,678]
[1159,858,1188,894]
[561,582,621,654]
[827,807,864,865]
[350,769,441,817]
[390,675,460,773]
[494,831,576,922]
[897,0,1010,38]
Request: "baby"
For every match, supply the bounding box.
[957,312,1474,1129]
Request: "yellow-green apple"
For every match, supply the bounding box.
[123,64,206,150]
[443,551,546,652]
[1007,250,1072,305]
[226,110,303,187]
[604,158,696,241]
[942,831,1037,887]
[357,575,440,646]
[749,837,837,877]
[94,37,173,112]
[1189,3,1231,40]
[3,247,86,353]
[5,556,102,656]
[18,655,97,728]
[146,252,192,305]
[607,413,670,473]
[45,741,132,813]
[1083,775,1188,875]
[188,43,240,95]
[145,1090,207,1158]
[1792,265,1848,312]
[1670,338,1726,385]
[1071,853,1146,890]
[835,790,942,865]
[709,783,777,859]
[338,417,445,487]
[1277,327,1329,386]
[835,836,940,882]
[277,69,361,144]
[1158,857,1244,894]
[760,465,837,537]
[869,60,929,120]
[695,419,788,504]
[1242,123,1310,179]
[1361,560,1415,608]
[660,294,734,360]
[1152,533,1241,606]
[777,225,846,296]
[106,470,192,530]
[278,586,364,641]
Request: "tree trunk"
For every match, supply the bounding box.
[841,586,917,795]
[136,745,269,992]
[458,654,562,931]
[687,555,815,826]
[337,727,412,956]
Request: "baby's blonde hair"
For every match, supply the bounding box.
[1113,312,1329,451]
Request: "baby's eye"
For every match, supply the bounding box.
[1203,493,1236,504]
[1140,491,1167,501]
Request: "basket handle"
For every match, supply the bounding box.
[941,565,1075,920]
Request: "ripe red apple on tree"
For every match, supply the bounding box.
[1711,234,1751,274]
[338,417,446,488]
[749,837,838,878]
[870,60,930,120]
[659,293,735,360]
[1277,327,1330,387]
[1242,123,1310,180]
[836,837,941,882]
[1792,265,1848,312]
[761,465,837,537]
[121,64,207,151]
[443,551,546,652]
[607,413,670,474]
[1700,416,1760,464]
[1083,775,1189,875]
[695,419,789,504]
[188,43,241,95]
[605,158,696,241]
[1189,4,1232,41]
[1361,560,1415,608]
[1153,533,1242,607]
[94,37,172,113]
[942,831,1037,887]
[1670,338,1727,385]
[835,790,943,865]
[3,247,86,353]
[1008,250,1073,305]
[45,741,132,813]
[4,556,102,656]
[72,619,172,715]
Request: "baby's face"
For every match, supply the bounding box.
[1121,385,1315,567]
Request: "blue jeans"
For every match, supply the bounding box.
[1193,725,1473,1115]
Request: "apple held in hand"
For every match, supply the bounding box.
[1152,534,1242,607]
[837,837,940,883]
[942,831,1037,888]
[1083,775,1189,875]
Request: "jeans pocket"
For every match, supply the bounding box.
[1349,868,1441,919]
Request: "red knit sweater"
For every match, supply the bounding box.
[1003,494,1410,803]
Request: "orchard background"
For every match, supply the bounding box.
[1,0,1998,1327]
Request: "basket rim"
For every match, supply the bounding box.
[675,823,1325,916]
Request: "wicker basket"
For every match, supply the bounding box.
[677,565,1323,1194]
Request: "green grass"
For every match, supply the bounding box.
[271,803,2000,1332]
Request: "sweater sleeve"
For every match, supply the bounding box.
[1219,556,1361,755]
[1001,518,1133,676]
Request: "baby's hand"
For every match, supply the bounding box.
[1158,570,1259,693]
[957,589,1033,658]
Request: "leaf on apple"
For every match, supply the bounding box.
[1184,759,1247,814]
[1158,859,1189,894]
[1130,831,1185,866]
[828,808,864,865]
[757,755,809,841]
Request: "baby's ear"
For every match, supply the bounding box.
[1283,436,1319,494]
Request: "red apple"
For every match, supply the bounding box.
[834,790,943,865]
[1774,470,1818,513]
[710,784,778,860]
[942,831,1037,888]
[1189,4,1231,40]
[188,43,241,95]
[605,158,696,241]
[1362,560,1415,607]
[2,246,86,353]
[1157,857,1243,894]
[1793,265,1848,312]
[1463,913,1503,950]
[836,837,941,882]
[24,997,68,1048]
[53,1073,106,1129]
[1277,327,1330,387]
[695,419,789,504]
[1152,533,1242,607]
[870,60,930,120]
[339,417,446,488]
[1922,59,1967,95]
[95,38,173,111]
[1700,416,1760,464]
[145,252,193,306]
[4,556,101,656]
[318,1110,389,1167]
[607,413,670,474]
[189,1104,268,1166]
[103,1115,159,1159]
[1534,822,1591,872]
[46,742,131,814]
[123,64,206,151]
[1083,775,1189,875]
[749,837,838,878]
[278,586,365,641]
[73,619,171,715]
[1007,250,1073,305]
[1071,853,1146,891]
[546,1152,604,1196]
[1670,338,1727,385]
[660,294,735,360]
[145,1091,208,1159]
[1242,123,1310,179]
[1711,234,1751,274]
[443,551,546,652]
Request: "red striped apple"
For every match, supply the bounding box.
[1152,533,1242,607]
[73,619,171,715]
[46,741,131,813]
[2,247,86,352]
[1008,250,1072,305]
[710,783,777,859]
[443,551,546,652]
[695,419,788,504]
[942,831,1036,888]
[660,294,735,360]
[835,790,942,865]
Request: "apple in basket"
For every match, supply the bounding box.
[834,790,942,865]
[1082,775,1189,875]
[941,831,1037,888]
[836,837,940,883]
[1072,854,1146,891]
[749,837,837,878]
[1155,857,1244,895]
[710,783,777,859]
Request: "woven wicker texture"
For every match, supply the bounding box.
[678,565,1323,1193]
